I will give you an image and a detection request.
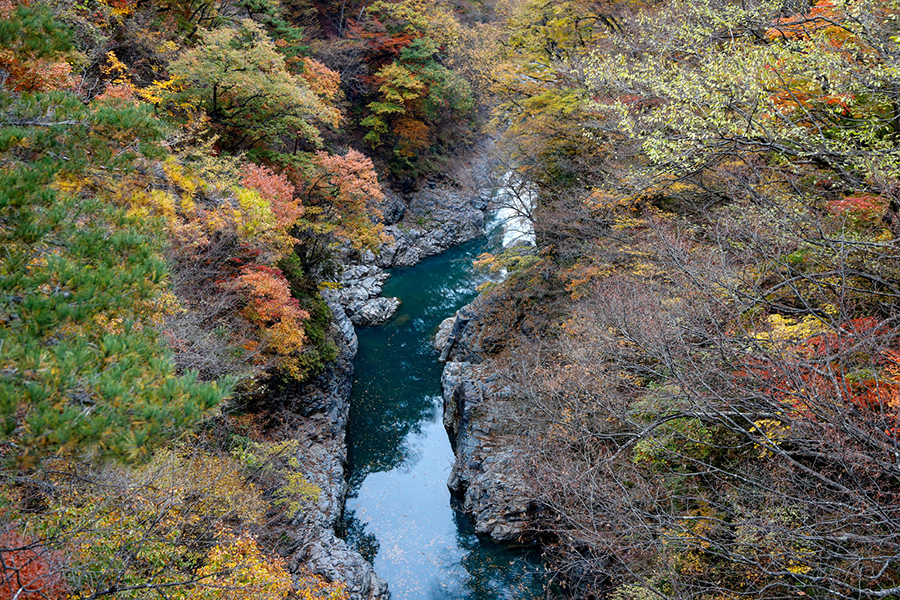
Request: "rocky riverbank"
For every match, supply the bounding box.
[323,154,491,328]
[435,302,540,544]
[270,297,388,600]
[282,148,498,598]
[430,165,542,548]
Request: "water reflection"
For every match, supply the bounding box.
[343,238,546,599]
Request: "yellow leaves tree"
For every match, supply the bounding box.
[196,533,293,600]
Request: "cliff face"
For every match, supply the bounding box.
[278,298,389,600]
[437,305,539,544]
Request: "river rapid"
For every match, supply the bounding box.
[341,222,546,599]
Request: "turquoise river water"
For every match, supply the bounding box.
[341,231,547,599]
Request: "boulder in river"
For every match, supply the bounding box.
[434,315,456,352]
[347,297,400,326]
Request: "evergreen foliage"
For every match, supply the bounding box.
[0,84,229,463]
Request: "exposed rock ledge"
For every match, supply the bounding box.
[437,306,539,543]
[325,182,489,327]
[278,296,389,600]
[375,187,488,269]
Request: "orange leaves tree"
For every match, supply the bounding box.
[241,163,305,231]
[233,266,310,380]
[272,148,389,278]
[307,149,386,250]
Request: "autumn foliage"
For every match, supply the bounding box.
[0,0,391,596]
[0,532,67,600]
[467,0,900,596]
[234,265,310,378]
[0,2,73,92]
[241,163,304,230]
[306,149,387,250]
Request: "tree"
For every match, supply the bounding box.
[0,441,344,600]
[298,148,387,259]
[349,0,475,175]
[0,88,229,464]
[155,19,340,153]
[488,0,620,188]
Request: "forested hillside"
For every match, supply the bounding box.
[2,0,899,598]
[0,0,477,596]
[464,0,900,597]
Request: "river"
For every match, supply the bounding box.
[341,224,546,599]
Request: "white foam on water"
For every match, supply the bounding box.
[492,172,536,249]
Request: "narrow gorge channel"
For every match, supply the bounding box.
[340,228,545,599]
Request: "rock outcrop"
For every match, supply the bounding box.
[347,297,401,327]
[325,173,490,327]
[440,360,535,542]
[376,187,486,268]
[283,297,389,600]
[437,306,538,544]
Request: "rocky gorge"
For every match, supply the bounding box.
[279,149,531,599]
[321,184,489,328]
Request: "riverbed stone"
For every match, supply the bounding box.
[348,297,400,327]
[342,286,370,304]
[358,276,384,297]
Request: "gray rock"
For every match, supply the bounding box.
[341,265,368,281]
[374,186,487,269]
[348,297,400,327]
[381,191,406,225]
[434,315,456,352]
[360,249,377,265]
[276,293,387,599]
[472,190,491,211]
[358,276,384,298]
[393,245,422,267]
[305,535,389,599]
[440,308,475,363]
[321,291,357,356]
[441,359,536,544]
[342,286,370,304]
